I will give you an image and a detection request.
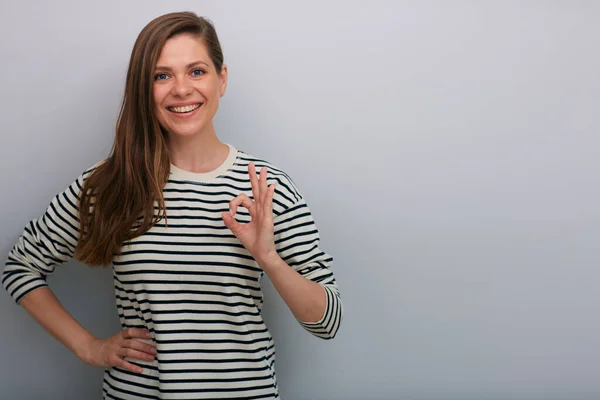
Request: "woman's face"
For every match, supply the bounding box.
[153,34,227,139]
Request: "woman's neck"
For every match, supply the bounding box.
[167,128,229,173]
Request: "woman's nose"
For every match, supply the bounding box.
[172,77,193,97]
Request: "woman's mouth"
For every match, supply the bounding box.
[168,103,202,114]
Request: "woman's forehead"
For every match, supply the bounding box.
[156,35,210,66]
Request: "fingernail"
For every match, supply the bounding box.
[145,331,152,338]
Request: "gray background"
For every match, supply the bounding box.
[1,1,599,399]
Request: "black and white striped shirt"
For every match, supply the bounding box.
[2,144,343,399]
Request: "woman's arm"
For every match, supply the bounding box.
[20,287,156,373]
[3,168,156,373]
[258,252,327,324]
[223,162,343,338]
[20,287,97,362]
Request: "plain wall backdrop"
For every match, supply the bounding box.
[1,1,599,399]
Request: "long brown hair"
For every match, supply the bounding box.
[75,12,225,266]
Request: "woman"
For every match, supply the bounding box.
[2,11,342,399]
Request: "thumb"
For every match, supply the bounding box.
[222,212,242,236]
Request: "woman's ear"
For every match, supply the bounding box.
[219,64,228,97]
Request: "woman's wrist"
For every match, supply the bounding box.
[256,251,284,274]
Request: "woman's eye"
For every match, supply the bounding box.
[155,73,168,81]
[192,69,205,76]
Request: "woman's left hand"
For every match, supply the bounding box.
[222,162,280,267]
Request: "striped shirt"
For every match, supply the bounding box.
[2,144,343,399]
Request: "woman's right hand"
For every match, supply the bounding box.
[82,328,157,374]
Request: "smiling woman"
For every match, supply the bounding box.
[1,11,342,400]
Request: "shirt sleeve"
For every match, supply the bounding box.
[272,197,343,340]
[2,170,90,304]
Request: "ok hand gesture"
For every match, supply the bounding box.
[222,162,279,267]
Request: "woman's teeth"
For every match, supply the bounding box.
[168,103,201,113]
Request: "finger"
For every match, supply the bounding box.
[121,328,152,340]
[264,183,276,212]
[229,194,256,217]
[248,162,260,202]
[119,347,156,362]
[258,166,268,202]
[222,212,244,235]
[122,339,157,356]
[115,357,144,374]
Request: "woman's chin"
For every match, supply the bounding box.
[166,126,206,139]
